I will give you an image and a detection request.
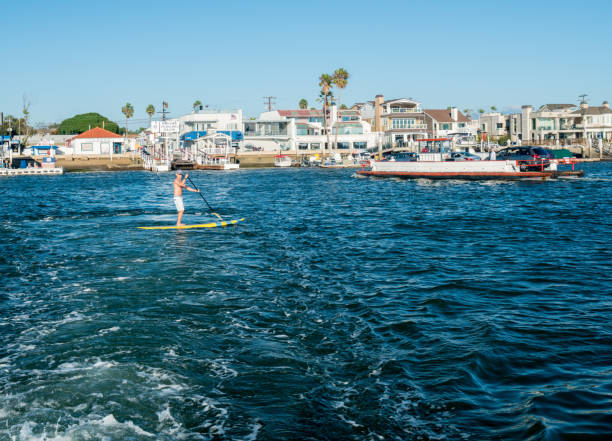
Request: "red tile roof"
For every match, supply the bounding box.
[72,127,122,139]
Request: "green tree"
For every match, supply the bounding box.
[340,104,347,109]
[478,109,485,115]
[146,104,155,127]
[193,100,202,111]
[491,105,497,111]
[299,98,308,109]
[332,68,349,151]
[332,68,349,111]
[319,73,333,152]
[56,113,119,134]
[122,103,134,140]
[463,108,471,120]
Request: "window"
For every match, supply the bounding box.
[337,142,350,149]
[100,142,110,154]
[298,143,309,150]
[310,143,320,150]
[81,142,93,152]
[458,123,465,128]
[441,123,450,130]
[496,123,503,129]
[353,142,367,150]
[392,118,416,129]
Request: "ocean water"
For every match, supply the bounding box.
[1,163,611,441]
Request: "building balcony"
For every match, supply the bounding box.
[196,147,237,155]
[244,131,289,137]
[389,124,428,130]
[386,107,422,114]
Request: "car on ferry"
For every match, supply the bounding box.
[496,146,554,170]
[382,152,418,161]
[447,151,481,161]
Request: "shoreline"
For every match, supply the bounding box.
[5,154,607,174]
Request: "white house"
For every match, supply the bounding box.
[68,127,124,155]
[243,107,378,153]
[423,108,474,138]
[178,108,243,148]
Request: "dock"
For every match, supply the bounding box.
[0,167,64,176]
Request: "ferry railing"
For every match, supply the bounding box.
[516,157,579,172]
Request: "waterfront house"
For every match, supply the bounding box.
[243,107,378,154]
[477,112,507,140]
[68,127,123,155]
[178,108,243,150]
[570,101,612,142]
[501,101,612,145]
[369,95,428,148]
[423,108,474,138]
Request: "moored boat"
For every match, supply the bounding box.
[274,155,293,167]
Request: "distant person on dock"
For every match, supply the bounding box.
[489,148,496,160]
[173,172,200,226]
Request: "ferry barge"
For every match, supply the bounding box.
[357,139,584,180]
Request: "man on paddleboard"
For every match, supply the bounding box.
[173,172,199,226]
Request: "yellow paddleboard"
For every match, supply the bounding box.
[138,218,245,230]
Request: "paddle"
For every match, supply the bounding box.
[186,175,223,221]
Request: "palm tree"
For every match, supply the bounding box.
[331,68,349,151]
[319,73,333,152]
[122,102,134,132]
[193,100,202,111]
[299,98,308,109]
[121,103,134,154]
[332,68,349,112]
[146,104,155,127]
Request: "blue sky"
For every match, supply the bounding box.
[2,0,611,127]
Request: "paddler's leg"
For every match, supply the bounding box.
[174,196,185,226]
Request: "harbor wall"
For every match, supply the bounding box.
[51,155,143,172]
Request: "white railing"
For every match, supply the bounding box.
[197,147,236,155]
[388,108,422,114]
[391,123,428,130]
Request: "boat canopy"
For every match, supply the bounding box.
[218,130,243,141]
[181,131,207,141]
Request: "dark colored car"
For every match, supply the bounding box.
[447,151,482,161]
[383,152,418,161]
[496,146,553,170]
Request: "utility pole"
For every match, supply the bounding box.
[159,101,170,121]
[157,101,170,162]
[263,96,276,112]
[579,94,588,157]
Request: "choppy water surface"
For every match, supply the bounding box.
[1,164,611,440]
